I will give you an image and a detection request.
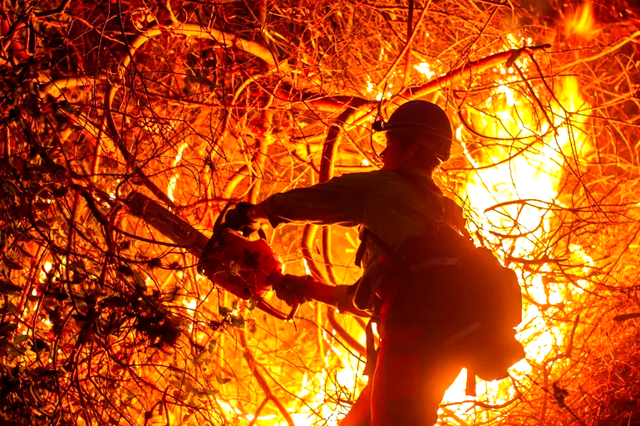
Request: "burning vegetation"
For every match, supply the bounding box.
[1,0,640,424]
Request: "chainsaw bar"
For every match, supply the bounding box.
[126,192,209,257]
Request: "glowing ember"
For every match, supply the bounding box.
[168,142,188,203]
[414,62,436,79]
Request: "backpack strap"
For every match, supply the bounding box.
[355,170,467,268]
[395,169,472,240]
[354,230,367,267]
[354,227,402,268]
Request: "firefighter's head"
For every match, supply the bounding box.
[376,100,452,171]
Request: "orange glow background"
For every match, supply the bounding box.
[3,1,640,425]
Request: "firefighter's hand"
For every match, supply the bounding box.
[224,202,260,236]
[273,274,313,306]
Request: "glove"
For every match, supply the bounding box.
[273,274,313,306]
[223,202,260,236]
[334,284,357,313]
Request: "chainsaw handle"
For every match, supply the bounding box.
[216,201,261,238]
[256,298,299,321]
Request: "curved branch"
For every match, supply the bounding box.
[400,44,552,99]
[319,106,366,182]
[301,224,329,283]
[321,227,338,285]
[121,22,287,72]
[327,308,367,358]
[104,87,176,208]
[222,165,250,200]
[240,326,296,426]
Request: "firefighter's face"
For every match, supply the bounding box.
[380,137,415,170]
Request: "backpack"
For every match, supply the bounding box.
[357,223,525,382]
[358,170,525,381]
[425,224,525,381]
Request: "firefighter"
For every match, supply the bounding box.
[231,100,478,426]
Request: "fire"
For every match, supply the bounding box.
[439,67,591,418]
[181,54,596,426]
[565,1,598,40]
[414,62,436,79]
[7,1,632,424]
[168,142,188,203]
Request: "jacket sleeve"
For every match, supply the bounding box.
[260,173,371,228]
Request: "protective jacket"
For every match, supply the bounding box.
[262,168,472,426]
[262,168,453,274]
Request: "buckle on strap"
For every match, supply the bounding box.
[410,257,459,273]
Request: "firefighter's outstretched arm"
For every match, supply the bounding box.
[215,201,367,317]
[230,174,375,317]
[248,172,372,227]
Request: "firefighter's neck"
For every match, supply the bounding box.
[398,156,435,173]
[382,140,438,174]
[393,148,437,175]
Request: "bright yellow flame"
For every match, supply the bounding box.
[565,1,598,39]
[167,142,188,203]
[440,75,591,418]
[496,84,516,108]
[182,297,197,312]
[283,341,366,426]
[414,62,436,79]
[167,175,179,203]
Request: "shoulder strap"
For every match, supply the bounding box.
[354,231,367,267]
[395,169,471,239]
[442,197,472,239]
[354,170,469,267]
[354,228,400,267]
[354,232,367,267]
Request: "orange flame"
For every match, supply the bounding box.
[565,1,598,40]
[438,65,592,420]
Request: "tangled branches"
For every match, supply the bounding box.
[1,0,640,425]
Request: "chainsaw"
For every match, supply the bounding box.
[126,192,299,320]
